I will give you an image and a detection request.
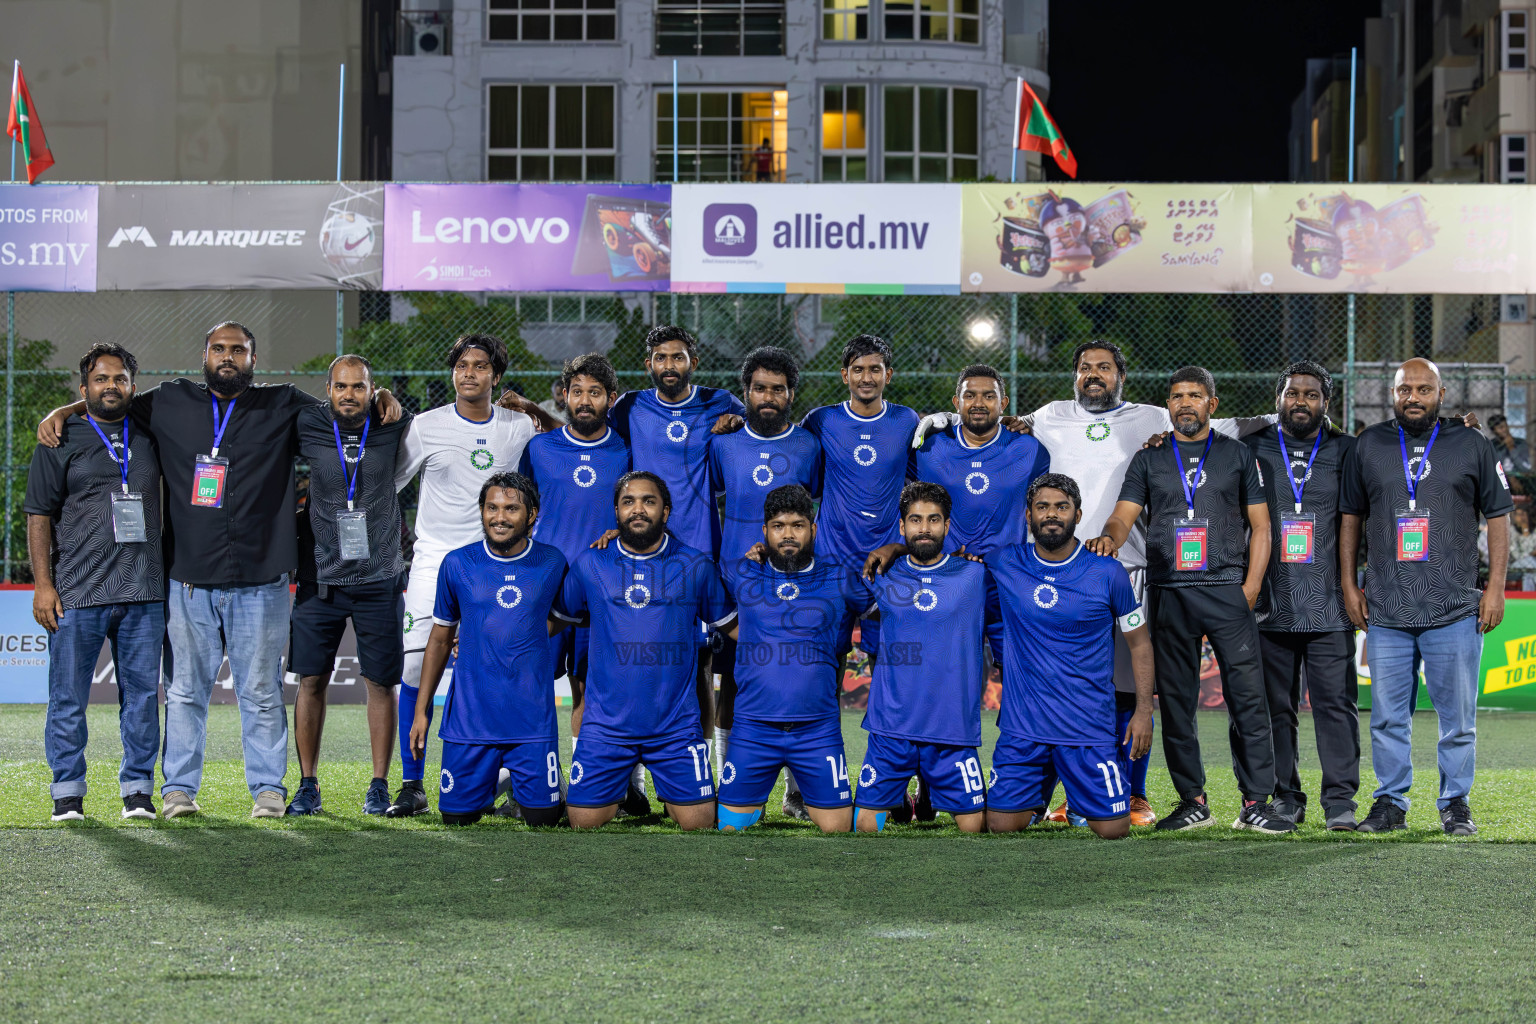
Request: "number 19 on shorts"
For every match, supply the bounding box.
[953,756,985,806]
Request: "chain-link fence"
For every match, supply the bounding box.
[5,288,1530,581]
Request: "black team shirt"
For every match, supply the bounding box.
[1246,426,1355,633]
[1118,431,1263,588]
[297,405,412,587]
[1340,418,1512,629]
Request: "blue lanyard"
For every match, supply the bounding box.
[1279,424,1324,514]
[210,394,237,456]
[1170,431,1215,519]
[85,414,131,493]
[332,416,371,512]
[1397,421,1440,511]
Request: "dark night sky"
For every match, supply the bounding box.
[1046,0,1383,182]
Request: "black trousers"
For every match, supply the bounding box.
[1150,583,1276,802]
[1258,630,1360,813]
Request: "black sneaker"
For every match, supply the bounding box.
[1153,797,1213,831]
[888,792,917,825]
[50,796,85,822]
[781,788,811,821]
[1355,796,1407,833]
[1271,796,1306,825]
[913,778,937,822]
[617,781,652,819]
[385,780,429,818]
[286,778,323,816]
[1233,800,1298,834]
[121,793,157,820]
[362,778,390,816]
[1440,797,1477,836]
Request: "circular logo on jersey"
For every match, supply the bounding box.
[624,583,652,609]
[1183,468,1207,489]
[775,581,800,602]
[1124,610,1144,628]
[752,464,774,487]
[569,761,584,784]
[470,448,495,470]
[1086,422,1112,442]
[403,612,415,635]
[439,768,455,793]
[859,763,878,787]
[1407,456,1432,481]
[1288,457,1314,484]
[965,471,990,495]
[987,767,997,788]
[853,444,878,467]
[666,419,690,443]
[913,588,939,613]
[720,761,737,786]
[572,465,598,488]
[496,584,524,609]
[1032,583,1059,609]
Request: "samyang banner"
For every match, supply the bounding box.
[383,183,672,291]
[0,183,97,291]
[96,183,383,289]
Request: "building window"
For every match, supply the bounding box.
[487,0,616,41]
[882,85,977,182]
[655,89,786,181]
[822,85,868,180]
[884,0,979,44]
[487,84,616,181]
[655,1,785,56]
[1502,133,1529,183]
[1504,10,1528,70]
[822,0,869,40]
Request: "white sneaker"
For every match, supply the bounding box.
[162,791,201,819]
[251,790,286,818]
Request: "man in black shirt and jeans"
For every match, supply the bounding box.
[1340,357,1511,836]
[1246,361,1360,831]
[25,343,165,822]
[1093,366,1289,833]
[288,354,414,817]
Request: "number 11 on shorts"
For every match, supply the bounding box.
[1094,760,1124,798]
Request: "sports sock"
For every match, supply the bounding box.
[714,727,729,778]
[630,762,647,794]
[784,766,801,797]
[398,684,431,782]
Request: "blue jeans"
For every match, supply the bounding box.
[1364,615,1482,811]
[46,602,165,799]
[163,579,291,800]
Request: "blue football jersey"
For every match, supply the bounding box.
[610,385,745,558]
[915,426,1051,556]
[517,425,631,564]
[431,539,573,745]
[988,541,1139,747]
[709,423,823,562]
[561,534,736,742]
[801,401,920,564]
[720,557,873,723]
[863,553,997,747]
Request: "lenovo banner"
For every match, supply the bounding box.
[96,183,383,290]
[0,183,97,291]
[383,183,673,291]
[670,183,962,293]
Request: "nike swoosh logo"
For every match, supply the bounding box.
[344,235,368,251]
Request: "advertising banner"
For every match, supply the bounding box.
[383,183,672,292]
[0,183,97,292]
[961,183,1251,293]
[670,183,961,293]
[1251,184,1533,295]
[96,183,383,290]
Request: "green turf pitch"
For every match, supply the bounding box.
[3,707,1536,1022]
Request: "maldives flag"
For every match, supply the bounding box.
[7,63,55,184]
[1015,79,1076,179]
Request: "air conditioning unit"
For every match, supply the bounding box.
[414,22,445,54]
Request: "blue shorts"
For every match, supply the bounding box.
[856,616,879,657]
[548,626,591,682]
[988,734,1129,821]
[719,716,851,810]
[438,739,562,816]
[855,732,987,815]
[567,732,715,808]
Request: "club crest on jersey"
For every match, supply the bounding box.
[572,464,598,488]
[403,612,415,634]
[853,443,878,467]
[720,761,737,786]
[1032,583,1059,609]
[965,471,990,495]
[775,581,800,602]
[753,463,774,486]
[1498,462,1511,490]
[1124,610,1144,628]
[569,761,584,784]
[624,583,652,609]
[439,768,455,793]
[1086,422,1112,442]
[913,587,939,612]
[1184,467,1207,489]
[496,584,524,609]
[666,420,689,443]
[1288,454,1313,484]
[469,448,495,470]
[859,763,878,787]
[1407,455,1432,480]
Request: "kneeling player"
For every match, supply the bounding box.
[409,473,577,827]
[855,482,996,834]
[717,485,871,833]
[560,472,736,831]
[985,474,1154,840]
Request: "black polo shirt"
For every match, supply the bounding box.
[129,377,320,587]
[297,404,412,587]
[1245,425,1354,633]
